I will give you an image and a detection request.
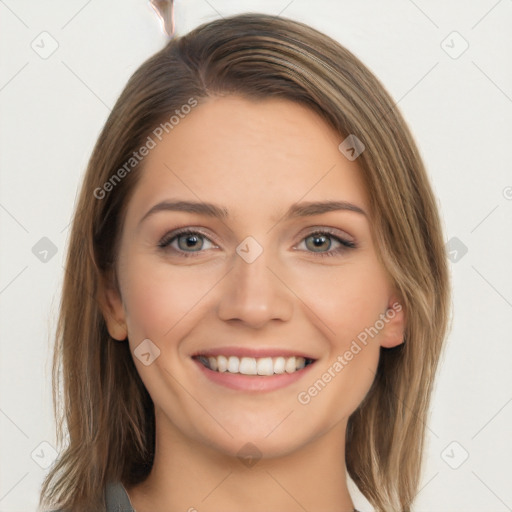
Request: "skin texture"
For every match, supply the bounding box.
[100,95,405,512]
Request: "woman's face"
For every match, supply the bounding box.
[102,95,405,460]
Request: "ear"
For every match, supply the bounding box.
[379,297,406,349]
[97,273,128,341]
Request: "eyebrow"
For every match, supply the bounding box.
[138,199,367,227]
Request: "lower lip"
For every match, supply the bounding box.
[192,358,316,392]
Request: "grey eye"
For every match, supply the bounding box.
[304,233,334,252]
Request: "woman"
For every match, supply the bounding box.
[40,12,450,512]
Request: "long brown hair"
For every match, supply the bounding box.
[40,12,450,512]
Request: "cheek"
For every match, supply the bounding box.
[120,254,221,341]
[288,260,390,341]
[288,259,388,409]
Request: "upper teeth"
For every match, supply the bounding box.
[197,355,310,375]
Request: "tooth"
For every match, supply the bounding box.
[217,355,228,372]
[273,356,285,374]
[227,356,239,373]
[285,356,296,373]
[239,357,258,375]
[205,354,309,375]
[257,357,274,376]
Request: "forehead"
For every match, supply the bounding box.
[125,95,369,224]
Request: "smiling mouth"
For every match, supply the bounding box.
[193,355,316,376]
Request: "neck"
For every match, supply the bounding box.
[126,411,355,512]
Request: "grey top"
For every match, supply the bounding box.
[50,481,135,512]
[105,481,135,512]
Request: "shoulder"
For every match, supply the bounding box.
[105,480,135,511]
[45,481,134,512]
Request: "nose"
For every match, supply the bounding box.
[216,241,294,329]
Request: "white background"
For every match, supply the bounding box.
[1,1,511,511]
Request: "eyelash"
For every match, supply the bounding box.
[157,227,357,259]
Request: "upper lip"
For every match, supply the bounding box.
[191,347,317,360]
